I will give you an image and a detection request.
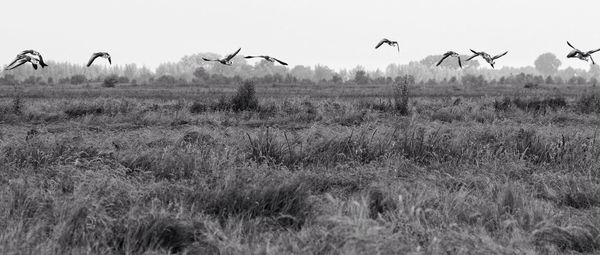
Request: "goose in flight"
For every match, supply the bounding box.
[202,48,241,65]
[465,49,508,68]
[6,50,48,69]
[5,55,40,70]
[436,51,462,68]
[566,41,600,64]
[375,38,399,52]
[244,55,288,66]
[87,52,111,67]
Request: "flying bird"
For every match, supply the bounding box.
[244,55,288,66]
[465,50,508,68]
[566,41,600,65]
[5,55,40,70]
[6,50,48,69]
[375,38,399,52]
[202,48,241,66]
[436,51,462,68]
[87,52,112,67]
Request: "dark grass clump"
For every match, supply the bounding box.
[199,181,311,229]
[532,224,600,253]
[230,80,259,112]
[189,101,208,113]
[115,216,201,254]
[12,95,23,115]
[393,78,411,115]
[367,187,398,219]
[64,104,104,118]
[575,93,600,114]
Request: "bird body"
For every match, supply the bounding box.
[19,50,48,68]
[566,41,600,64]
[87,52,111,67]
[436,51,462,68]
[466,49,508,68]
[375,38,399,52]
[203,48,241,65]
[244,55,288,66]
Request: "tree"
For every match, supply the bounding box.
[354,70,370,85]
[70,75,87,85]
[534,53,561,76]
[103,75,119,87]
[193,67,209,80]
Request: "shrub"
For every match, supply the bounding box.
[575,93,600,114]
[393,77,411,115]
[64,105,104,118]
[231,80,258,111]
[70,75,87,85]
[103,75,119,87]
[189,102,208,113]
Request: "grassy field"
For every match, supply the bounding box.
[1,81,600,254]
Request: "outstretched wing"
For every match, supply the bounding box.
[590,55,596,65]
[470,49,479,54]
[108,56,112,65]
[272,57,288,66]
[465,54,479,61]
[6,55,25,69]
[244,56,259,59]
[202,57,217,62]
[5,58,28,70]
[457,56,462,68]
[567,41,577,50]
[492,51,508,60]
[37,54,48,67]
[86,53,101,67]
[396,44,400,52]
[31,63,38,70]
[375,39,389,49]
[587,48,600,55]
[435,54,450,66]
[224,48,241,61]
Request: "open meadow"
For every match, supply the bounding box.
[2,81,600,254]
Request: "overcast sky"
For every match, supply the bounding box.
[1,0,599,71]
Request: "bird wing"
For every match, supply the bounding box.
[244,56,259,59]
[86,53,101,67]
[375,39,388,49]
[436,54,450,66]
[224,48,241,61]
[6,55,25,69]
[590,55,596,65]
[465,54,479,61]
[396,44,400,52]
[469,49,479,55]
[587,48,600,55]
[567,41,578,50]
[5,58,28,70]
[108,56,112,65]
[492,51,508,60]
[202,57,217,62]
[31,63,38,70]
[457,56,462,68]
[272,57,288,66]
[37,54,48,67]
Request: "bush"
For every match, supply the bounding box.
[189,102,208,113]
[231,80,258,111]
[576,93,600,114]
[393,77,411,115]
[70,75,87,85]
[103,75,119,87]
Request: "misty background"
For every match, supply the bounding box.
[1,0,599,86]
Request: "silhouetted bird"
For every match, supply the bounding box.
[5,55,40,70]
[375,38,399,52]
[202,48,241,65]
[436,51,462,68]
[566,41,600,65]
[244,55,288,66]
[87,52,112,67]
[465,50,508,68]
[6,50,48,69]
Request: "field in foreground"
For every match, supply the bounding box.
[1,82,600,254]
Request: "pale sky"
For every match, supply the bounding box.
[1,0,599,71]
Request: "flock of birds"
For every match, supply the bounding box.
[3,40,599,72]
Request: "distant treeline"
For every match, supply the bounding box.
[1,52,598,86]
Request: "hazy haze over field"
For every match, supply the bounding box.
[1,0,599,70]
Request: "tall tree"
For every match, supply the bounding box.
[534,53,561,76]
